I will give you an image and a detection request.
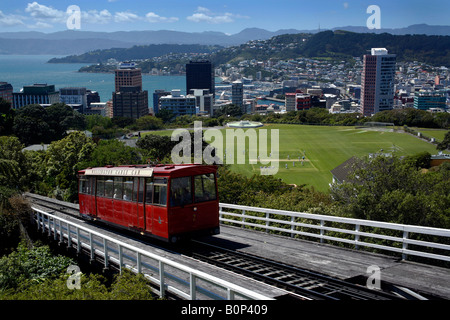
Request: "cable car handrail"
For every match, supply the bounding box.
[219,203,450,263]
[32,206,273,300]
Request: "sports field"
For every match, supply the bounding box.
[143,124,444,192]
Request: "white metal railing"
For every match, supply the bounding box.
[32,207,273,300]
[219,203,450,263]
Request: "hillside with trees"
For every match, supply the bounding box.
[51,31,450,69]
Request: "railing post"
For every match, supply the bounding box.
[320,220,325,243]
[159,261,165,298]
[190,273,197,300]
[137,252,142,273]
[36,211,40,231]
[227,288,235,300]
[118,244,123,273]
[242,210,246,228]
[291,216,295,238]
[48,216,51,237]
[67,224,72,248]
[266,212,270,233]
[76,227,81,254]
[90,232,94,261]
[402,231,409,260]
[355,224,360,250]
[103,238,109,268]
[53,219,58,240]
[59,220,63,244]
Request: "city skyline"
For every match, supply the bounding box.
[1,0,449,34]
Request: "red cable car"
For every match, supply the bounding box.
[78,164,220,243]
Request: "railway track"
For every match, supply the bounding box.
[186,241,399,300]
[25,193,410,300]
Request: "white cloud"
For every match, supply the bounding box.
[114,11,140,23]
[197,7,212,14]
[82,9,113,24]
[187,7,248,24]
[0,10,25,26]
[145,12,178,23]
[343,2,349,9]
[25,1,66,23]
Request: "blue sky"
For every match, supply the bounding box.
[0,0,449,34]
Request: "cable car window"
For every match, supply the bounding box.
[123,179,133,201]
[79,176,88,194]
[194,173,217,203]
[145,178,153,204]
[170,176,192,207]
[138,178,145,203]
[153,184,167,206]
[105,179,114,198]
[89,177,95,195]
[113,177,123,199]
[132,177,139,202]
[97,177,105,197]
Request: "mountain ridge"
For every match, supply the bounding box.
[1,24,450,55]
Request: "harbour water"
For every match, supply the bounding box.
[0,55,190,106]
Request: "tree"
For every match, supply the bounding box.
[437,131,450,151]
[78,139,143,169]
[136,134,176,162]
[134,115,164,131]
[12,103,87,145]
[0,98,14,135]
[330,154,450,228]
[155,108,175,124]
[44,132,96,201]
[12,104,52,146]
[0,136,28,190]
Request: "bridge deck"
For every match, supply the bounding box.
[201,225,450,299]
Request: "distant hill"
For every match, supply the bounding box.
[208,31,450,67]
[301,31,450,66]
[48,44,222,63]
[1,24,450,55]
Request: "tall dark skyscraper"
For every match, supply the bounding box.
[186,60,215,98]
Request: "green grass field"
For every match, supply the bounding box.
[412,128,449,142]
[142,124,445,192]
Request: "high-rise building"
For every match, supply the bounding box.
[231,80,244,112]
[186,60,215,98]
[12,83,60,109]
[0,82,13,105]
[112,62,148,118]
[112,86,148,119]
[114,62,142,92]
[361,48,396,117]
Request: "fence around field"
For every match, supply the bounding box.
[32,207,273,300]
[219,203,450,263]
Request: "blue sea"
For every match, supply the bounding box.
[0,55,195,107]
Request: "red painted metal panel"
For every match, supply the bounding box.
[79,194,96,217]
[151,205,168,239]
[121,200,138,228]
[137,203,145,230]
